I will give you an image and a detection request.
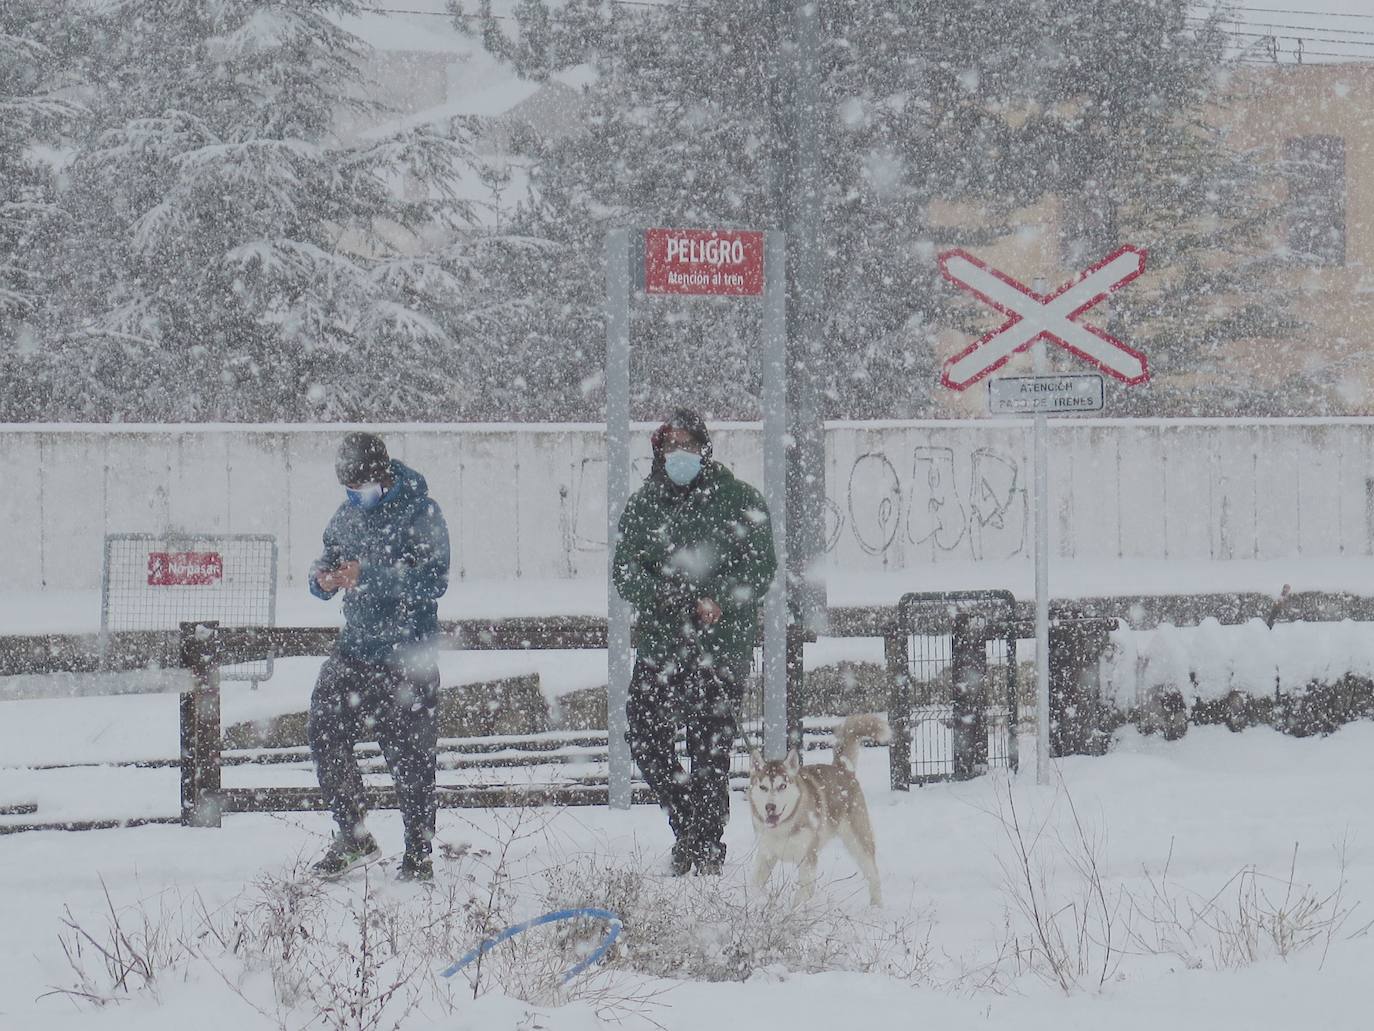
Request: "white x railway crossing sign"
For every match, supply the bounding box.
[939,245,1150,390]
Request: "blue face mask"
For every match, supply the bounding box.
[346,482,385,510]
[664,450,703,486]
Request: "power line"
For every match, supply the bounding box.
[1186,8,1374,61]
[386,2,1374,36]
[1189,2,1374,21]
[370,3,1374,63]
[1237,49,1374,59]
[385,2,1374,24]
[1191,15,1374,39]
[1188,14,1374,45]
[1189,21,1374,49]
[1231,45,1374,61]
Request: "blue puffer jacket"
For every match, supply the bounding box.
[309,460,450,661]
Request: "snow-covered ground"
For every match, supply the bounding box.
[3,722,1371,1029]
[5,562,1374,1029]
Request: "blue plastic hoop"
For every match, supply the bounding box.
[440,907,622,984]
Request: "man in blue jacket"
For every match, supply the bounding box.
[307,432,450,881]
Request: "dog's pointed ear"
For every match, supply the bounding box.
[783,748,800,775]
[747,744,763,769]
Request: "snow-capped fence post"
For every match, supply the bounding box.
[786,620,808,759]
[1047,615,1116,757]
[884,626,912,792]
[179,620,222,828]
[951,612,991,781]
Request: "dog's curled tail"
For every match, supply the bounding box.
[834,713,892,770]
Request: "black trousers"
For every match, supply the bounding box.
[307,652,440,858]
[626,656,741,858]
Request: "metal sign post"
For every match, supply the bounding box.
[1034,409,1050,786]
[1031,303,1051,789]
[938,248,1149,788]
[761,232,788,761]
[606,227,789,810]
[606,230,633,811]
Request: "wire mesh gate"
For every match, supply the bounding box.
[101,533,277,684]
[891,590,1020,786]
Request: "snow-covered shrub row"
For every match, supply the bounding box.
[1101,619,1374,708]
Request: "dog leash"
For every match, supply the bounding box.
[734,718,760,757]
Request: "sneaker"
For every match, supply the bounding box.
[397,855,434,883]
[669,840,696,877]
[312,833,381,878]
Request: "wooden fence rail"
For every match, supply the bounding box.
[6,588,1374,833]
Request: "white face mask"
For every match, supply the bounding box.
[346,482,385,510]
[664,449,703,486]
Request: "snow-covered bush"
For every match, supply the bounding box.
[538,849,933,985]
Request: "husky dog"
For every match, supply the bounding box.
[748,714,890,906]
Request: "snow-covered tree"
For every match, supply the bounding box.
[11,0,487,421]
[452,0,1050,420]
[0,4,81,379]
[1007,0,1302,414]
[455,0,1296,419]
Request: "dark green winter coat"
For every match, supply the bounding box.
[613,460,777,676]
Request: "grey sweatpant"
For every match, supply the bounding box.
[307,651,440,858]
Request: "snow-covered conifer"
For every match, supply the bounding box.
[29,0,486,421]
[0,2,83,415]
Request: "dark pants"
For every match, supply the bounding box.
[307,652,440,859]
[626,656,741,860]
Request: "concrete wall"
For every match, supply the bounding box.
[3,419,1371,593]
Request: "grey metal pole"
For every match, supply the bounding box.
[762,232,789,760]
[1034,411,1050,786]
[772,0,826,634]
[1032,279,1051,786]
[790,0,825,632]
[606,229,633,810]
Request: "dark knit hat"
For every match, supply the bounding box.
[650,408,712,460]
[335,432,390,486]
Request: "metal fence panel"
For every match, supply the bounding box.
[101,533,277,682]
[897,591,1019,784]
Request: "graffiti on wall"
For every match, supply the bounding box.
[565,446,1027,565]
[12,424,1370,593]
[831,446,1027,560]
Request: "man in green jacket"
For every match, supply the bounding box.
[613,409,777,875]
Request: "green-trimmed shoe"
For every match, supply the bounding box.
[312,833,382,878]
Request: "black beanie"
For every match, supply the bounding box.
[335,432,390,485]
[650,408,712,460]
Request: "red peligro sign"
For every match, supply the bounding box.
[644,228,765,297]
[147,551,224,587]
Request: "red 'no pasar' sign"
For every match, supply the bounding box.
[644,228,764,297]
[147,551,224,586]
